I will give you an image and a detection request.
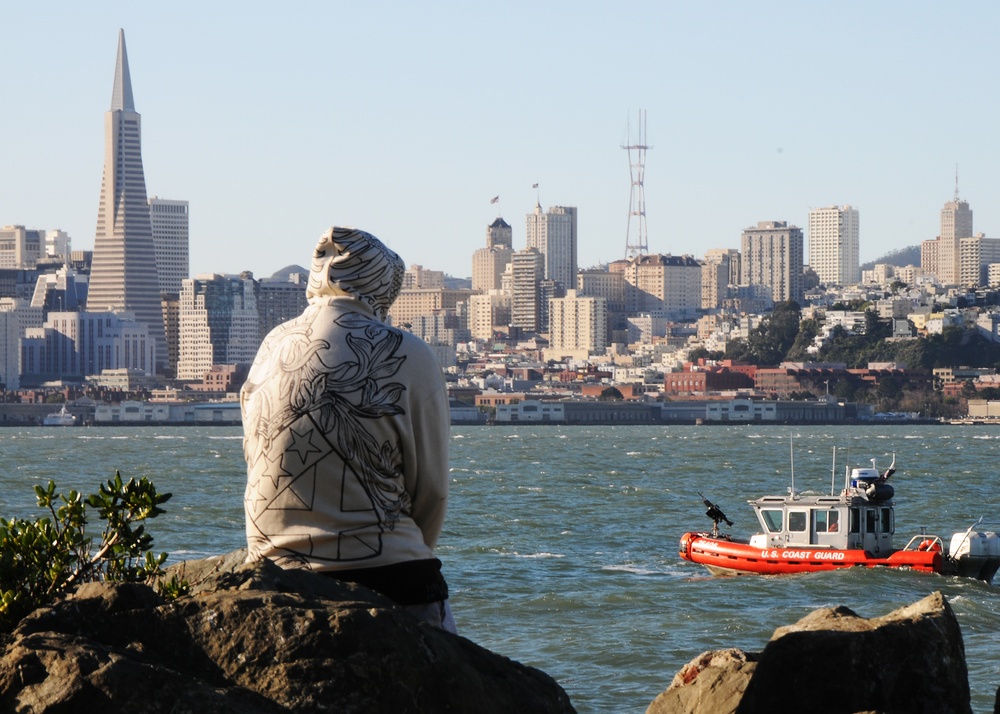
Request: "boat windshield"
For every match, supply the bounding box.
[761,509,782,532]
[815,510,840,533]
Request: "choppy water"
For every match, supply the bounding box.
[1,424,998,712]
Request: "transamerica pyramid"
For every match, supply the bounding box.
[87,29,166,371]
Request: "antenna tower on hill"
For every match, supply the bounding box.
[622,110,651,260]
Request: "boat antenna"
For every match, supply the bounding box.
[789,436,795,496]
[830,446,837,495]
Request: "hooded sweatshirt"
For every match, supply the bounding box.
[241,227,449,573]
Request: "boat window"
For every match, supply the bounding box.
[761,509,782,532]
[880,507,893,534]
[849,508,860,534]
[788,511,807,532]
[815,510,840,533]
[865,509,877,534]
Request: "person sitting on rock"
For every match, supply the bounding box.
[241,226,455,633]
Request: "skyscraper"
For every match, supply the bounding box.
[741,221,804,303]
[472,218,513,292]
[526,203,577,291]
[87,30,166,369]
[807,205,859,286]
[149,197,190,296]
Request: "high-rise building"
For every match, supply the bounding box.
[808,205,859,286]
[148,197,190,296]
[701,248,739,310]
[741,221,804,303]
[941,199,973,242]
[620,254,702,319]
[472,218,514,293]
[923,198,975,285]
[526,203,577,291]
[0,226,43,269]
[510,248,545,334]
[87,30,167,370]
[959,234,1000,287]
[547,290,607,360]
[468,291,511,341]
[486,216,512,249]
[0,298,43,390]
[177,274,259,381]
[257,270,309,338]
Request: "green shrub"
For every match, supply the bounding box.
[0,471,175,633]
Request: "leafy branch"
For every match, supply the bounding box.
[0,471,178,633]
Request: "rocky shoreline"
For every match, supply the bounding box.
[0,550,988,713]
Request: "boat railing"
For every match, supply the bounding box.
[900,534,945,552]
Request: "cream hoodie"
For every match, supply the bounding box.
[242,227,449,571]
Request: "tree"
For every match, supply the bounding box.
[599,387,624,401]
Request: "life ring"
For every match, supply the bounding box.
[917,539,942,552]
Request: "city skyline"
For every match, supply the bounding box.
[4,4,1000,280]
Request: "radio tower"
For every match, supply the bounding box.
[623,110,651,260]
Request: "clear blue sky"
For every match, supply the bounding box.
[3,2,998,280]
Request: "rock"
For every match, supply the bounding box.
[0,550,575,713]
[649,591,970,714]
[646,648,757,714]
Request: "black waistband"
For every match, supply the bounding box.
[322,558,449,606]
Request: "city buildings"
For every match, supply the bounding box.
[510,248,545,334]
[526,204,578,291]
[547,289,608,360]
[741,221,804,303]
[176,274,259,381]
[808,205,859,286]
[86,30,167,370]
[472,218,514,293]
[148,197,190,296]
[0,226,43,269]
[618,254,702,318]
[21,310,155,384]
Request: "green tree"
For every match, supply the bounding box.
[599,386,624,401]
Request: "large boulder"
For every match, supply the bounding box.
[0,550,575,713]
[648,591,970,714]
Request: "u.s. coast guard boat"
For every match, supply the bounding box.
[679,451,1000,583]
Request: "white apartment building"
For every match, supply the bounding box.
[808,205,859,286]
[740,221,804,303]
[177,275,259,381]
[547,290,607,360]
[959,234,1000,287]
[526,204,577,291]
[468,291,511,341]
[148,197,190,296]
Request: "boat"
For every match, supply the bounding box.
[42,405,77,427]
[679,450,1000,584]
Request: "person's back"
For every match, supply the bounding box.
[241,227,454,631]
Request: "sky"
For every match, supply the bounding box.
[3,2,1000,280]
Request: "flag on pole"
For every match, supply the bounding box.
[491,196,499,204]
[532,183,539,189]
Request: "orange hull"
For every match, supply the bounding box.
[679,532,943,576]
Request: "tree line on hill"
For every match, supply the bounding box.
[693,301,1000,417]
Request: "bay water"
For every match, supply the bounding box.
[2,424,998,712]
